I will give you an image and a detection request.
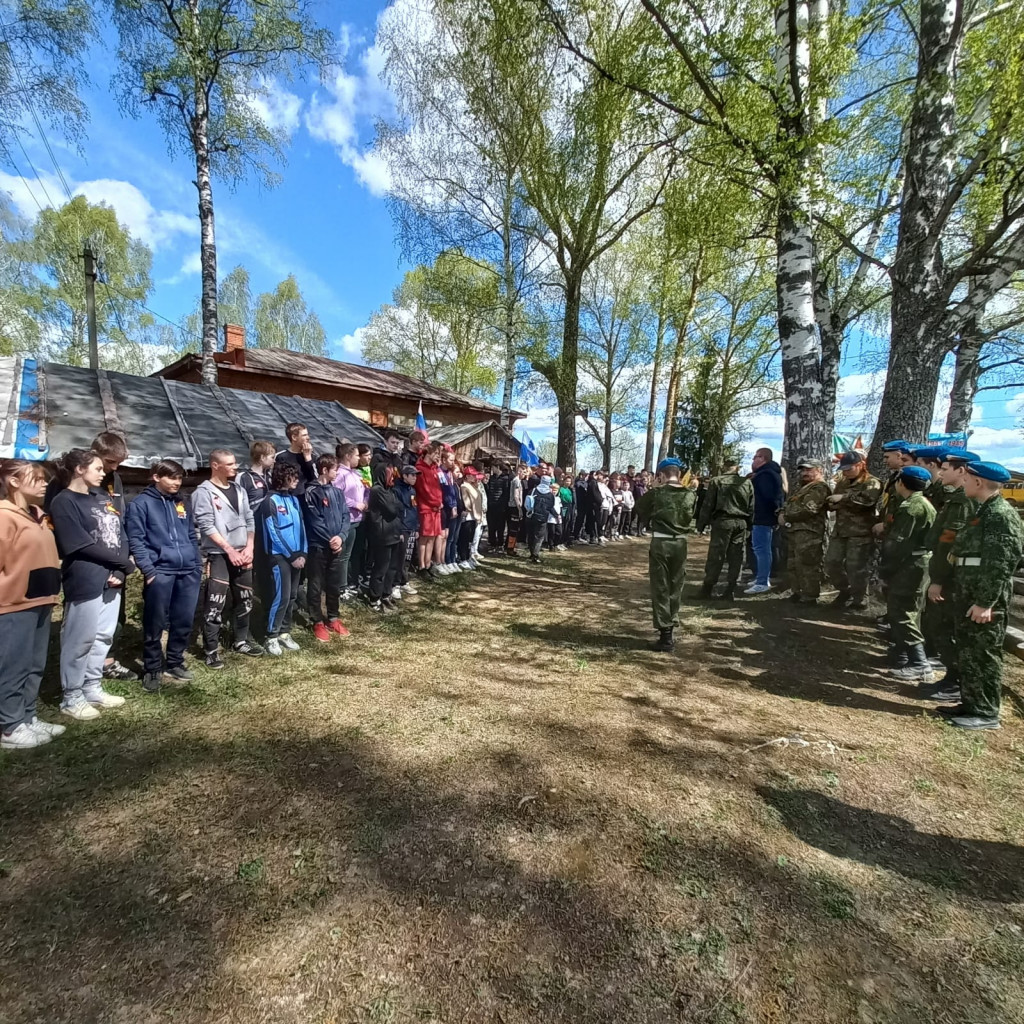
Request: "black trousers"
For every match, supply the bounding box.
[505,510,523,553]
[458,518,477,561]
[529,520,547,559]
[487,506,507,549]
[203,553,253,653]
[307,546,344,623]
[369,539,402,600]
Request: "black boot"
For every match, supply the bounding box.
[886,643,908,669]
[653,628,675,652]
[831,589,850,607]
[699,584,713,599]
[891,643,935,682]
[720,586,735,601]
[849,596,868,610]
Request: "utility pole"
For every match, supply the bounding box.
[83,246,99,370]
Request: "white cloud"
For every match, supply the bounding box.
[245,78,303,136]
[305,31,395,196]
[335,326,367,359]
[0,170,196,250]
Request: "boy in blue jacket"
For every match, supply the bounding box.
[303,454,352,642]
[255,462,307,656]
[392,464,420,595]
[124,460,203,693]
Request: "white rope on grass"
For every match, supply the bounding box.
[741,735,848,761]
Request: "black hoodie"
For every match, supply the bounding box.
[750,460,785,526]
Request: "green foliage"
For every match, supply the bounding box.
[6,195,154,371]
[361,250,502,396]
[253,273,326,355]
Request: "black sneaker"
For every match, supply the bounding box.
[103,659,138,682]
[142,672,162,693]
[164,665,194,682]
[367,599,384,612]
[205,652,225,670]
[232,639,265,658]
[929,688,961,704]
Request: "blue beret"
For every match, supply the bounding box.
[912,445,947,460]
[900,465,932,484]
[966,461,1011,483]
[943,449,980,463]
[657,457,686,474]
[882,439,910,452]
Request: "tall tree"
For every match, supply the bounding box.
[13,195,152,370]
[108,0,331,384]
[361,251,502,396]
[0,0,92,150]
[253,274,326,355]
[868,0,1024,463]
[218,263,253,339]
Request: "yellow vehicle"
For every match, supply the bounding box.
[1002,477,1024,508]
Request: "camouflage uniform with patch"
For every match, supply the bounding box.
[636,483,696,632]
[878,474,904,535]
[950,494,1024,719]
[880,491,935,654]
[825,473,881,604]
[697,471,753,595]
[921,485,975,686]
[924,476,952,515]
[782,480,831,600]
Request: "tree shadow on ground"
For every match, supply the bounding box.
[2,727,1013,1024]
[760,785,1024,902]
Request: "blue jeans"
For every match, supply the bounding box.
[751,525,775,586]
[445,517,462,563]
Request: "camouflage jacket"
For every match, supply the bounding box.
[880,491,935,579]
[925,477,953,515]
[950,494,1024,609]
[782,480,831,535]
[696,472,753,531]
[829,473,881,538]
[926,487,975,588]
[636,483,696,539]
[879,473,904,533]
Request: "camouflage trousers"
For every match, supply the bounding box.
[787,529,825,599]
[825,533,874,601]
[922,591,958,684]
[952,588,1011,720]
[649,537,688,631]
[702,518,746,590]
[885,563,927,652]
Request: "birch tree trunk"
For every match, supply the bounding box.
[868,0,961,467]
[657,256,702,464]
[644,300,666,471]
[945,293,983,433]
[499,184,516,430]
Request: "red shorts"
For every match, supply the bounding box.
[418,508,442,537]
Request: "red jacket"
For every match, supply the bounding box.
[414,458,442,511]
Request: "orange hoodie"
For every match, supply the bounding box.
[0,499,61,614]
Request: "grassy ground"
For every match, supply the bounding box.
[3,538,1024,1024]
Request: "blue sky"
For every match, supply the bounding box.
[2,0,1022,469]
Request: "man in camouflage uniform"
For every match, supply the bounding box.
[910,446,951,515]
[825,451,880,609]
[697,459,753,600]
[636,458,697,652]
[874,440,914,541]
[881,466,936,680]
[940,461,1024,730]
[921,449,979,701]
[780,459,831,604]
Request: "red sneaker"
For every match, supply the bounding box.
[313,622,331,643]
[328,619,350,637]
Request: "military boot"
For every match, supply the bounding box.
[885,643,908,670]
[890,644,934,682]
[653,629,675,652]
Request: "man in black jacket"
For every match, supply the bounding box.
[370,429,405,487]
[745,447,785,594]
[485,462,511,550]
[275,422,317,497]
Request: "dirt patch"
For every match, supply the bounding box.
[3,539,1024,1023]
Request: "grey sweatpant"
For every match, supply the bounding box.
[60,589,120,708]
[0,605,52,734]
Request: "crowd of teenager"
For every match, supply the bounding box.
[2,422,1020,751]
[0,424,661,751]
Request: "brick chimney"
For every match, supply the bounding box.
[223,323,246,367]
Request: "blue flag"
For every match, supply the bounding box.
[518,431,540,466]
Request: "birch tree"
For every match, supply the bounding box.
[253,274,326,355]
[108,0,331,384]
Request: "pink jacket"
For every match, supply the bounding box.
[333,465,367,524]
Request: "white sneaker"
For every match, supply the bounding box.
[30,717,66,738]
[744,583,772,595]
[469,559,480,569]
[402,583,418,595]
[449,563,463,573]
[390,587,403,600]
[1,722,51,749]
[61,701,101,721]
[430,564,446,577]
[85,689,126,709]
[474,551,486,561]
[458,560,474,570]
[266,638,283,657]
[279,633,300,651]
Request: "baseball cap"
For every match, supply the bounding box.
[401,464,419,475]
[837,451,864,468]
[797,457,823,470]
